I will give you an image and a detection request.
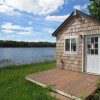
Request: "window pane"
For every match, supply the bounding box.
[65,39,70,51]
[91,43,95,49]
[91,38,94,43]
[95,49,98,55]
[95,37,98,43]
[87,38,91,43]
[87,49,90,54]
[87,44,90,49]
[95,43,98,48]
[71,38,76,51]
[91,49,94,54]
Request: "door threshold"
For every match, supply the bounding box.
[83,72,100,76]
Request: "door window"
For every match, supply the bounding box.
[87,37,98,55]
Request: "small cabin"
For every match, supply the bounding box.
[52,10,100,75]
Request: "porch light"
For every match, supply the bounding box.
[79,35,83,39]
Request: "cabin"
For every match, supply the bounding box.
[52,10,100,75]
[26,10,100,100]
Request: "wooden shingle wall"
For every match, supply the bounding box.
[56,15,100,72]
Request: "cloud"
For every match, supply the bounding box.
[74,4,88,10]
[2,29,14,33]
[43,28,55,33]
[0,0,3,4]
[7,35,16,38]
[0,4,21,15]
[16,32,32,35]
[45,14,70,22]
[1,22,33,32]
[1,22,33,35]
[21,38,56,42]
[0,0,64,15]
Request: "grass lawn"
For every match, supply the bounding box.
[0,60,57,100]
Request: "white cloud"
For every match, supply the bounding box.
[1,23,33,32]
[16,32,32,35]
[2,29,14,33]
[0,0,64,15]
[1,22,33,36]
[7,35,16,38]
[0,0,6,5]
[45,14,70,22]
[1,36,56,42]
[44,28,55,33]
[0,4,21,15]
[21,38,56,42]
[74,4,88,10]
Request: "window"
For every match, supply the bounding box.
[65,38,77,53]
[87,37,98,55]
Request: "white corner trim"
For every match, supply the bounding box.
[82,35,84,72]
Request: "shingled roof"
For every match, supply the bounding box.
[52,10,100,37]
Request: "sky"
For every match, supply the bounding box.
[0,0,90,42]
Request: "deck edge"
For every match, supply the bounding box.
[25,77,46,87]
[25,77,81,100]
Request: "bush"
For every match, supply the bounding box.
[91,82,100,100]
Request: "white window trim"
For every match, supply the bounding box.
[64,36,78,54]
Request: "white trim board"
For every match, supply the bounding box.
[82,33,100,73]
[83,34,100,75]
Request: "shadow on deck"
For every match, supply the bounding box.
[25,68,100,100]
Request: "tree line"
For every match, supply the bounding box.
[0,40,56,47]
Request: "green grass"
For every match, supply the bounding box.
[0,60,57,100]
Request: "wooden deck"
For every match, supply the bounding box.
[25,68,100,99]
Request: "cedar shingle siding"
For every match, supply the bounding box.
[55,11,100,72]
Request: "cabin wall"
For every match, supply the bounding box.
[56,15,100,72]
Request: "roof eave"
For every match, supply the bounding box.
[52,10,100,37]
[52,10,75,37]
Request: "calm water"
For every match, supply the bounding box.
[0,48,56,67]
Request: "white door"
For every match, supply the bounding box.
[85,35,100,75]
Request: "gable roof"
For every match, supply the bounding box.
[52,10,100,37]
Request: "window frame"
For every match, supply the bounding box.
[86,36,99,55]
[64,36,78,54]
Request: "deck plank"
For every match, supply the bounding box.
[26,68,100,99]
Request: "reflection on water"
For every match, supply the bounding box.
[0,48,56,67]
[0,59,15,66]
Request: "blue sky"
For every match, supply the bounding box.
[0,0,90,42]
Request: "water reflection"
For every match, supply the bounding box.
[0,59,15,66]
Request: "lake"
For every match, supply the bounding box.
[0,48,56,67]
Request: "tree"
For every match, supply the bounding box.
[88,0,100,20]
[0,40,56,47]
